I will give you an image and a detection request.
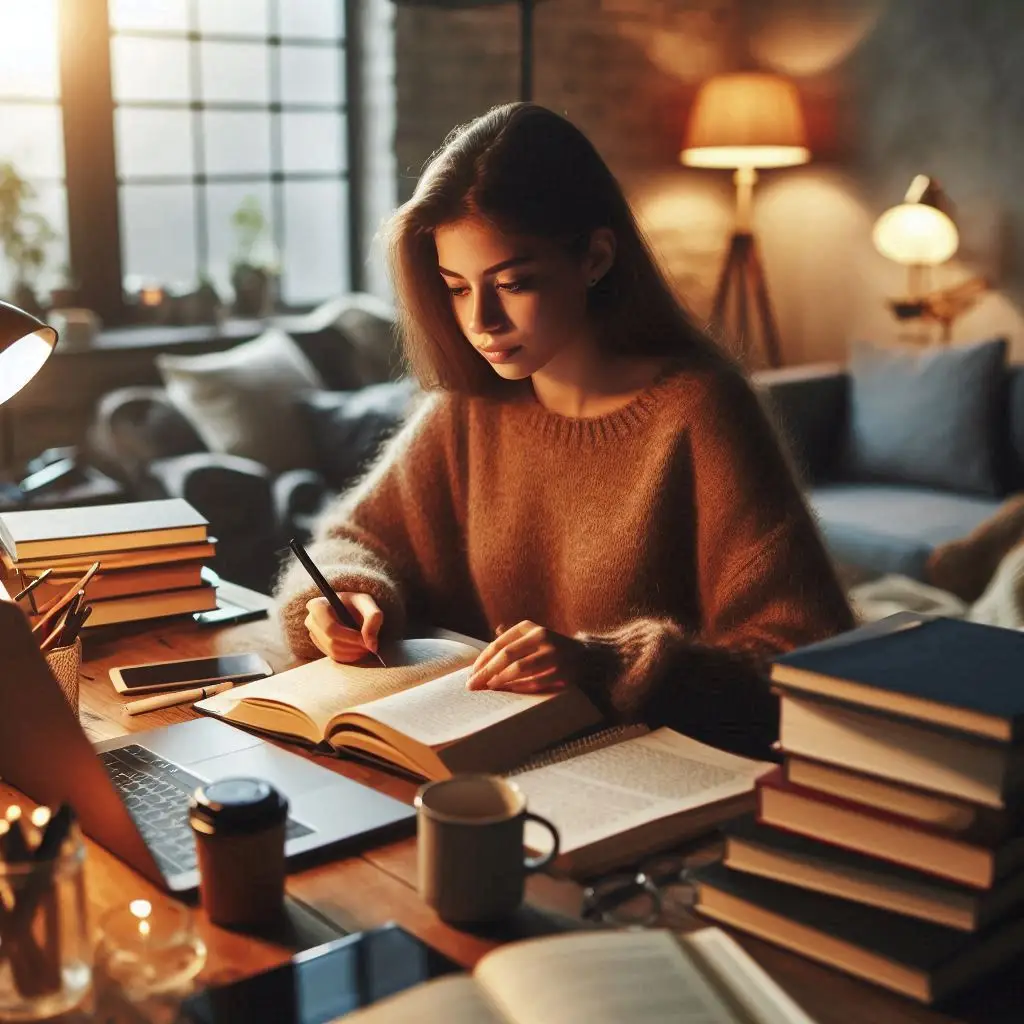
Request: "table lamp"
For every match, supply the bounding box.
[0,300,59,467]
[681,71,810,367]
[872,175,986,342]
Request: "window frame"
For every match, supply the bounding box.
[53,0,360,327]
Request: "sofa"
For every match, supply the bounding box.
[87,297,419,594]
[756,339,1021,584]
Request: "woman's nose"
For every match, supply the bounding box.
[468,287,506,335]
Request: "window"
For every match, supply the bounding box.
[0,0,352,322]
[0,1,68,299]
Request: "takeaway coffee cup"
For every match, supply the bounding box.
[189,777,288,928]
[415,774,559,924]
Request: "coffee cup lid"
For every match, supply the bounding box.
[189,777,287,835]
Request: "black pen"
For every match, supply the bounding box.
[288,538,387,668]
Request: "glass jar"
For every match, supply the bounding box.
[0,835,91,1021]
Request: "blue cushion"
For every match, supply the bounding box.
[845,337,1007,497]
[810,483,1002,580]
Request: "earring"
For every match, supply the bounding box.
[588,276,599,287]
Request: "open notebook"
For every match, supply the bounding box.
[339,928,817,1024]
[196,632,602,781]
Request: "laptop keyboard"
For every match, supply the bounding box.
[99,744,312,879]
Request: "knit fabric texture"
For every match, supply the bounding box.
[274,356,854,758]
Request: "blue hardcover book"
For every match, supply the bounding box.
[771,616,1024,743]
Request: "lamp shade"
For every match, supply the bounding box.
[0,300,58,406]
[872,177,958,266]
[681,72,810,169]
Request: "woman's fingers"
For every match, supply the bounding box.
[304,603,378,664]
[468,623,554,690]
[345,593,384,652]
[305,593,384,655]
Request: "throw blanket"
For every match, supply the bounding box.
[850,542,1024,629]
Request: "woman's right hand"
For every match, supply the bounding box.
[304,592,384,663]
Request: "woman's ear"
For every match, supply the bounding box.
[583,228,616,287]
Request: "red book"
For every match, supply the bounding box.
[757,773,1024,889]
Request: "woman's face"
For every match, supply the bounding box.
[434,217,599,380]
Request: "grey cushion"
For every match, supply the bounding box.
[299,379,420,491]
[810,482,1002,581]
[844,337,1007,496]
[156,327,325,475]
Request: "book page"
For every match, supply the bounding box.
[342,668,549,746]
[513,729,774,857]
[198,637,479,737]
[476,929,742,1024]
[340,975,505,1024]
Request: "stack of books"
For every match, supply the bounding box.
[0,498,217,628]
[693,614,1024,1005]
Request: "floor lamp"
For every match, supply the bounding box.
[681,72,810,368]
[392,0,537,102]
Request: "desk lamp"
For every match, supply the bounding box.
[872,175,986,342]
[681,72,810,368]
[0,299,58,469]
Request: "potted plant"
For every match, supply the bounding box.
[230,195,277,317]
[0,161,59,317]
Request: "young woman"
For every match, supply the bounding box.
[274,102,853,759]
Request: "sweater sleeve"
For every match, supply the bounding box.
[573,368,854,759]
[273,391,465,660]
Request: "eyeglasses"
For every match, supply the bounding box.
[580,834,724,929]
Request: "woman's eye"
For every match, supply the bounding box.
[497,278,530,294]
[447,285,470,298]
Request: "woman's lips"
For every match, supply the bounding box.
[480,346,522,363]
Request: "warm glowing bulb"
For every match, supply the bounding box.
[872,203,959,266]
[129,899,152,920]
[30,807,51,829]
[0,331,54,404]
[139,920,151,938]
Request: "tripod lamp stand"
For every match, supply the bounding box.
[681,72,810,368]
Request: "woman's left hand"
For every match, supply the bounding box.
[466,620,588,693]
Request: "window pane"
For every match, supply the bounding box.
[279,0,342,40]
[282,180,347,304]
[0,104,64,179]
[111,37,191,102]
[205,182,274,298]
[197,0,269,37]
[116,109,193,178]
[200,42,270,104]
[281,112,344,174]
[120,184,197,288]
[0,1,59,99]
[280,45,341,106]
[0,183,68,299]
[110,0,189,33]
[203,112,272,176]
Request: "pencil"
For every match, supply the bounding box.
[288,537,387,668]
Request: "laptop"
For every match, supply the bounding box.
[0,601,415,894]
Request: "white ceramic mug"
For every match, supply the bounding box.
[415,774,559,924]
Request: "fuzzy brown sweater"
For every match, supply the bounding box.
[274,357,854,759]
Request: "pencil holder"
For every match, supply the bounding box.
[0,834,92,1020]
[43,637,82,717]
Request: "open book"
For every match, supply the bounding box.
[196,632,602,781]
[511,727,774,876]
[340,927,817,1024]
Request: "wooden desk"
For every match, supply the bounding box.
[11,580,1022,1022]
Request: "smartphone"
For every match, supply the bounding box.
[178,924,458,1024]
[193,599,269,628]
[109,652,273,695]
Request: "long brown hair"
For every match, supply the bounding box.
[385,102,722,395]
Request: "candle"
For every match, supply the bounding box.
[96,898,206,1002]
[139,286,164,307]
